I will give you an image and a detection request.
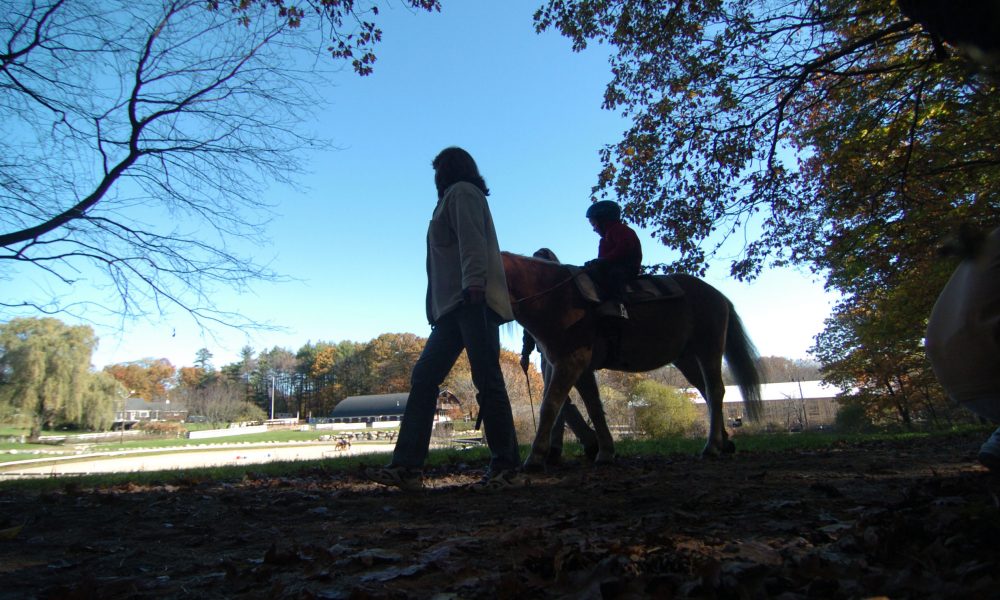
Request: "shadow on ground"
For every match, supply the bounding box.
[1,432,998,599]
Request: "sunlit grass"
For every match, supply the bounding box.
[0,443,488,494]
[615,424,993,455]
[0,426,65,439]
[0,448,69,464]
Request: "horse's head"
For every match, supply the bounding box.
[501,252,530,303]
[501,251,576,313]
[502,252,553,298]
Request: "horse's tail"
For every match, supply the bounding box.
[724,303,763,422]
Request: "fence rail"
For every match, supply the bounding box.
[37,430,144,443]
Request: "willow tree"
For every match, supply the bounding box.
[73,371,124,432]
[0,318,97,439]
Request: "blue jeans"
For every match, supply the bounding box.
[392,304,520,472]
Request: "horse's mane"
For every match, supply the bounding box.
[501,251,545,261]
[501,251,571,269]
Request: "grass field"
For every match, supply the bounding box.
[0,423,991,493]
[0,425,62,440]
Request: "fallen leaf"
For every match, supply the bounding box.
[360,563,424,582]
[0,524,23,540]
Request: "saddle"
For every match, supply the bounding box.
[569,266,684,370]
[569,266,685,306]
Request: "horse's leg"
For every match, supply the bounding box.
[524,355,588,471]
[560,399,599,461]
[674,354,731,457]
[703,362,733,456]
[572,370,615,464]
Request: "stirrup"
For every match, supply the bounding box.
[597,301,629,319]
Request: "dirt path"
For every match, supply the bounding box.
[1,431,998,599]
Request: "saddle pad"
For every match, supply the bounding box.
[624,275,685,303]
[570,267,684,304]
[568,265,602,303]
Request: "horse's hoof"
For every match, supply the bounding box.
[594,451,616,466]
[522,456,546,474]
[583,444,599,462]
[701,448,734,459]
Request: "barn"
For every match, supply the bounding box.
[685,380,844,431]
[115,398,187,426]
[327,391,460,425]
[330,393,408,424]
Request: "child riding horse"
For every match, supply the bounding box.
[501,252,763,470]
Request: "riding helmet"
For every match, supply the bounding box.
[585,200,621,222]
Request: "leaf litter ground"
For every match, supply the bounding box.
[1,431,998,599]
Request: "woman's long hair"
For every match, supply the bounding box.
[432,146,489,199]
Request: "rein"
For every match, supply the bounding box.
[509,272,577,305]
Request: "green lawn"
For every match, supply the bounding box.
[0,444,70,463]
[614,424,991,456]
[0,426,65,439]
[1,427,76,462]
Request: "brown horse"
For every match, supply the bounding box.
[501,252,763,470]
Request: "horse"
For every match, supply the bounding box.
[925,225,1000,471]
[501,252,763,470]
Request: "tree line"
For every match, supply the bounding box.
[0,318,545,439]
[3,316,845,441]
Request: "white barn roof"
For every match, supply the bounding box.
[684,380,843,404]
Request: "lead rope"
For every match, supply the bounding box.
[524,369,537,435]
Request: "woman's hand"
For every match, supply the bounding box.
[463,285,485,305]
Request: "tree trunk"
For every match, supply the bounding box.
[28,418,42,443]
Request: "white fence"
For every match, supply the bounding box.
[187,425,268,439]
[314,422,400,431]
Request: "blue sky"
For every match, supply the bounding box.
[27,2,839,369]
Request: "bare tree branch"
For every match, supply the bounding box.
[1,0,438,332]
